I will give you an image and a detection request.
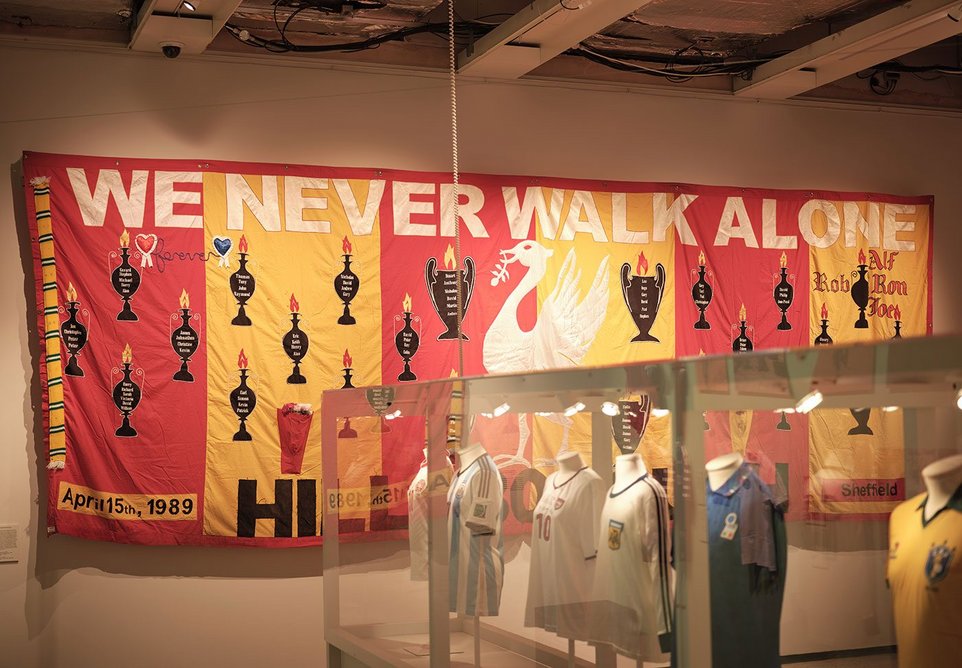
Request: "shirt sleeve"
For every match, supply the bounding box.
[464,462,502,535]
[579,475,605,559]
[643,478,674,635]
[740,479,777,572]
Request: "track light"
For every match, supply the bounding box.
[493,402,510,417]
[601,401,620,417]
[181,0,196,11]
[795,389,824,414]
[882,405,899,413]
[563,401,586,417]
[651,408,670,418]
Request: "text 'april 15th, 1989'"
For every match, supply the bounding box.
[57,482,197,521]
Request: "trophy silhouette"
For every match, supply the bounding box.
[621,252,666,343]
[394,293,421,381]
[112,343,142,438]
[892,305,902,338]
[732,304,754,353]
[814,304,833,345]
[60,282,88,377]
[610,396,651,455]
[691,250,713,329]
[773,252,795,330]
[170,289,200,382]
[425,245,475,340]
[283,294,309,384]
[851,249,870,329]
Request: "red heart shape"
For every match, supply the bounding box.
[135,233,157,254]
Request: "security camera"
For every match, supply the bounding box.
[160,41,183,59]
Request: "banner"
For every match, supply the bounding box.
[23,151,932,546]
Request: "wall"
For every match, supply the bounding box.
[1,43,961,668]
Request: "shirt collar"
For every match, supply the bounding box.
[711,462,752,498]
[916,482,962,513]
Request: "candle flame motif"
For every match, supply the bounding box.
[179,289,190,309]
[120,229,129,248]
[821,303,828,320]
[779,252,787,269]
[290,293,299,313]
[698,348,705,356]
[444,244,456,270]
[67,282,78,302]
[122,343,132,364]
[893,304,901,321]
[403,292,412,312]
[450,368,459,377]
[636,251,649,275]
[858,248,866,265]
[237,348,249,369]
[698,250,706,266]
[739,303,747,322]
[239,235,249,254]
[343,349,352,368]
[342,236,352,254]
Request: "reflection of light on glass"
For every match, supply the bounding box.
[535,412,554,417]
[956,389,962,411]
[651,408,670,418]
[601,401,620,416]
[493,402,510,417]
[480,412,493,418]
[777,407,796,414]
[795,390,823,414]
[882,405,899,413]
[563,402,586,417]
[384,409,402,420]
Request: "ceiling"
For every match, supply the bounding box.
[2,0,961,109]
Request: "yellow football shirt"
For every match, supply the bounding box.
[887,486,962,668]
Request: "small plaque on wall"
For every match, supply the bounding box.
[0,525,19,563]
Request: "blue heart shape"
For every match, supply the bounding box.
[213,237,232,257]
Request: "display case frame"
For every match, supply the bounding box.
[322,335,962,668]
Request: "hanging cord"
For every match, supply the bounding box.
[449,0,464,378]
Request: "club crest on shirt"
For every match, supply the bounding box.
[925,542,955,586]
[414,479,427,495]
[455,485,466,499]
[554,497,566,511]
[473,503,487,519]
[608,519,625,550]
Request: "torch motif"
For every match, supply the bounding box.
[395,293,422,381]
[341,348,355,389]
[732,303,754,352]
[171,289,200,382]
[851,248,870,329]
[112,343,142,438]
[229,235,255,326]
[231,349,257,441]
[60,282,89,377]
[773,252,795,330]
[110,229,141,321]
[620,251,667,343]
[814,303,834,345]
[425,244,476,340]
[335,236,360,325]
[282,293,309,384]
[691,249,713,330]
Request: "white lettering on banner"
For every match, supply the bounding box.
[155,172,203,228]
[440,184,488,238]
[333,179,384,236]
[715,197,759,248]
[67,168,148,228]
[653,193,697,244]
[843,202,880,248]
[502,186,563,240]
[612,192,648,244]
[560,190,608,242]
[285,176,330,233]
[799,199,842,248]
[393,181,436,235]
[883,203,917,251]
[762,199,797,249]
[226,175,281,232]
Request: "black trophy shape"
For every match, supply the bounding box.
[60,283,88,377]
[851,250,870,329]
[621,253,666,343]
[395,296,421,382]
[425,248,476,340]
[892,305,902,338]
[341,349,355,389]
[773,253,795,330]
[610,396,651,455]
[335,236,360,325]
[230,235,255,326]
[691,250,713,329]
[849,408,874,436]
[776,411,792,431]
[111,232,141,321]
[171,290,200,382]
[231,349,256,441]
[814,304,834,345]
[732,305,754,353]
[112,344,141,438]
[283,294,309,384]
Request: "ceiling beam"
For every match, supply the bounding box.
[458,0,655,79]
[734,0,962,99]
[130,0,243,55]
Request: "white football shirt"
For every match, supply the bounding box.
[589,474,673,661]
[525,466,606,640]
[447,453,504,616]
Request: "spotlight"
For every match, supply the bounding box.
[956,388,962,410]
[563,401,586,418]
[651,408,670,418]
[493,402,511,417]
[601,401,620,417]
[181,0,196,11]
[882,405,899,413]
[795,389,823,415]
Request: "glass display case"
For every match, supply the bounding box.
[321,335,962,667]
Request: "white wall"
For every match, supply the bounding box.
[2,43,961,668]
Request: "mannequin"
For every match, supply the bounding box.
[456,441,488,473]
[613,453,648,488]
[557,450,585,475]
[922,454,962,521]
[706,451,744,492]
